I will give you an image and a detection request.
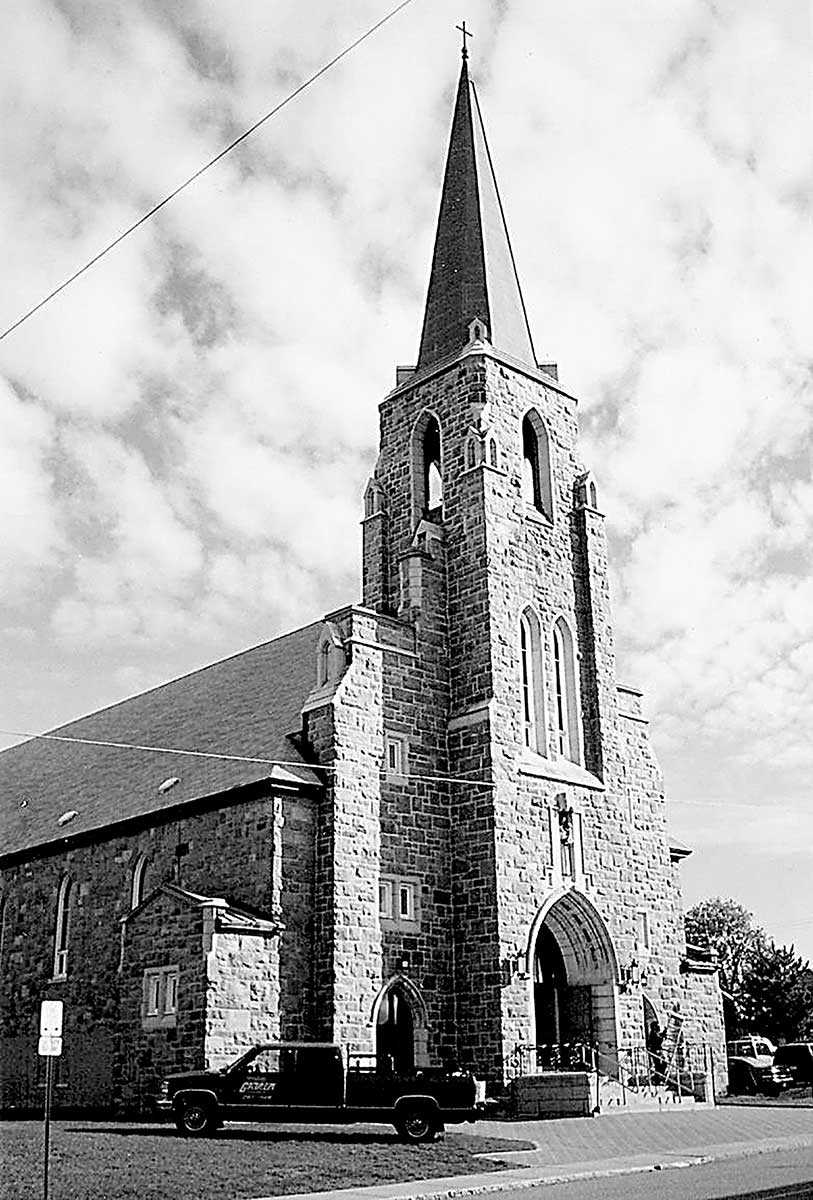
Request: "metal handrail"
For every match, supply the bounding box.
[509,1040,713,1109]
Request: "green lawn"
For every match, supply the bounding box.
[0,1120,528,1200]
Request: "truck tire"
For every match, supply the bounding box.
[395,1105,443,1144]
[175,1098,218,1137]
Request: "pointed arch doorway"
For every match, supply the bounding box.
[373,978,428,1073]
[530,889,619,1062]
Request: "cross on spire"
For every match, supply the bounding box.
[456,20,473,61]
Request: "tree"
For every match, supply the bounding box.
[684,897,763,1001]
[740,942,813,1043]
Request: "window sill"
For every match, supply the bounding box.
[142,1013,178,1031]
[523,505,554,527]
[519,751,604,791]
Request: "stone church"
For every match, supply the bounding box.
[0,56,725,1114]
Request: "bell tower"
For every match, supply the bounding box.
[349,48,715,1084]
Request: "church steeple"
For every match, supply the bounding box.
[416,57,536,372]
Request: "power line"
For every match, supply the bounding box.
[0,728,496,790]
[1,726,809,811]
[0,0,418,343]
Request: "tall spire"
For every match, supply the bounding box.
[416,56,536,372]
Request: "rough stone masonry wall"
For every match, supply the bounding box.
[375,565,458,1065]
[306,607,385,1053]
[373,359,506,1076]
[475,357,608,1069]
[364,348,724,1083]
[465,353,723,1074]
[204,921,280,1067]
[0,786,316,1106]
[119,889,207,1114]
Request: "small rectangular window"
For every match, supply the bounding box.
[164,970,179,1014]
[380,875,419,925]
[384,735,408,778]
[636,911,650,951]
[143,965,179,1027]
[145,972,161,1016]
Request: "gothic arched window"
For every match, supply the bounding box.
[522,410,553,521]
[53,874,72,979]
[130,853,149,910]
[520,608,546,754]
[411,411,444,521]
[552,617,580,762]
[423,417,443,515]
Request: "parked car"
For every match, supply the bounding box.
[726,1037,793,1096]
[773,1043,813,1086]
[156,1042,485,1142]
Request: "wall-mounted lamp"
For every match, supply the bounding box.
[501,951,529,987]
[618,957,647,992]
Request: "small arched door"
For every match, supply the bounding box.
[376,985,415,1073]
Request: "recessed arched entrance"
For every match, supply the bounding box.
[529,889,619,1063]
[372,977,428,1073]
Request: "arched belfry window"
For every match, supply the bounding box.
[411,410,444,521]
[130,853,149,910]
[423,416,442,516]
[522,410,553,521]
[519,608,546,754]
[552,617,580,763]
[53,874,72,979]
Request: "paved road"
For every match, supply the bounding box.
[489,1146,813,1200]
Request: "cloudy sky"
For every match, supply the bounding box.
[1,0,811,960]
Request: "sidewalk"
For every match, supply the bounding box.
[263,1107,813,1200]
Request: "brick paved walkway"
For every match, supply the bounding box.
[266,1106,813,1200]
[472,1104,813,1165]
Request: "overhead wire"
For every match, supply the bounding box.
[0,726,805,808]
[0,0,418,343]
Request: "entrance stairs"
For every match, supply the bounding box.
[597,1072,696,1112]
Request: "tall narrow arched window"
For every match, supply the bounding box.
[53,875,72,979]
[423,416,442,515]
[521,410,553,521]
[130,854,149,910]
[552,617,580,763]
[319,640,331,687]
[519,609,546,754]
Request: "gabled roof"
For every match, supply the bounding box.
[0,620,325,862]
[122,882,279,934]
[417,59,536,372]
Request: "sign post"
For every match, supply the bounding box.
[38,1000,63,1200]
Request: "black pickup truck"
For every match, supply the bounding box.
[156,1042,484,1142]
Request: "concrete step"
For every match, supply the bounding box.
[598,1075,696,1112]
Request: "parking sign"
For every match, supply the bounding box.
[39,1000,64,1039]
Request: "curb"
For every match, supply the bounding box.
[265,1132,813,1200]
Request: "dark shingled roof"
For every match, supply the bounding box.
[417,59,536,371]
[0,620,325,861]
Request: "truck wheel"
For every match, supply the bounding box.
[175,1099,217,1137]
[396,1106,442,1144]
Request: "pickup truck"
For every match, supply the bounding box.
[156,1042,484,1142]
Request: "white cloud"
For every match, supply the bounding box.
[0,381,62,600]
[0,0,809,949]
